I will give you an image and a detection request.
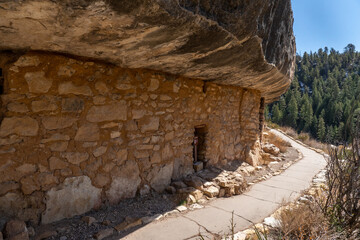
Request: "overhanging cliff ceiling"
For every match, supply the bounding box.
[0,0,296,102]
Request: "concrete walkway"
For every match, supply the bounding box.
[123,130,327,240]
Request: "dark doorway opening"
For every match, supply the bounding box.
[193,124,207,171]
[0,68,3,95]
[0,68,3,122]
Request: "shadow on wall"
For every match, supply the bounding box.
[0,67,3,122]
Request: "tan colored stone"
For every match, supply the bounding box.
[110,131,121,139]
[42,176,101,224]
[134,150,150,159]
[0,181,20,195]
[140,117,159,133]
[75,123,100,141]
[58,65,75,77]
[20,176,40,195]
[49,157,68,170]
[150,152,161,164]
[93,146,107,157]
[101,122,120,129]
[93,173,110,188]
[58,81,92,96]
[93,95,107,105]
[16,164,36,174]
[41,133,70,143]
[49,141,68,152]
[203,186,219,198]
[165,131,175,141]
[86,102,127,122]
[116,149,128,163]
[38,173,58,190]
[125,120,138,131]
[25,71,52,93]
[0,135,22,146]
[95,81,109,94]
[42,117,77,130]
[82,216,96,225]
[94,228,114,240]
[31,100,57,112]
[102,162,115,173]
[191,189,203,200]
[14,55,40,67]
[148,163,173,192]
[160,95,171,101]
[132,109,146,119]
[162,143,173,161]
[5,219,28,239]
[0,117,38,137]
[263,143,280,156]
[148,78,159,91]
[107,160,141,204]
[83,142,98,148]
[61,152,89,165]
[61,97,84,113]
[114,221,128,232]
[7,102,29,113]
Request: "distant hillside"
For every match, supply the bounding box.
[267,44,360,143]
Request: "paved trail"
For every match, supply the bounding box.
[123,130,327,240]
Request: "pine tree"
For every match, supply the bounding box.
[268,44,360,144]
[272,104,282,124]
[286,95,298,128]
[317,117,326,141]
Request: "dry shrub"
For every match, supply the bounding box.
[270,202,341,240]
[321,142,360,236]
[297,132,310,142]
[279,126,329,153]
[264,131,291,153]
[281,126,297,138]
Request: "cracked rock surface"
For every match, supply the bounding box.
[0,0,295,102]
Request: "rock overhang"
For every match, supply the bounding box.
[0,0,295,103]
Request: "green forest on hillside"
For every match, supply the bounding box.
[267,44,360,144]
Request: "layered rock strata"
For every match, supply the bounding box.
[0,0,295,102]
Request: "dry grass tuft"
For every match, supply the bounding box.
[264,131,291,153]
[278,126,329,153]
[269,201,343,240]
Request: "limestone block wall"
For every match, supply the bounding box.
[0,52,261,224]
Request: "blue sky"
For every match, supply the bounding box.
[292,0,360,54]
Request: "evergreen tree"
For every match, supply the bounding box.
[268,44,360,144]
[272,104,282,124]
[286,95,298,128]
[317,117,326,141]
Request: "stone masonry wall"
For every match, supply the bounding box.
[0,52,261,224]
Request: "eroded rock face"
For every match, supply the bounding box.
[42,176,101,224]
[0,0,295,102]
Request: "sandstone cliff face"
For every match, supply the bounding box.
[0,0,295,102]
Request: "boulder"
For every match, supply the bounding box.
[41,176,101,224]
[5,219,28,240]
[263,143,280,156]
[107,161,141,204]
